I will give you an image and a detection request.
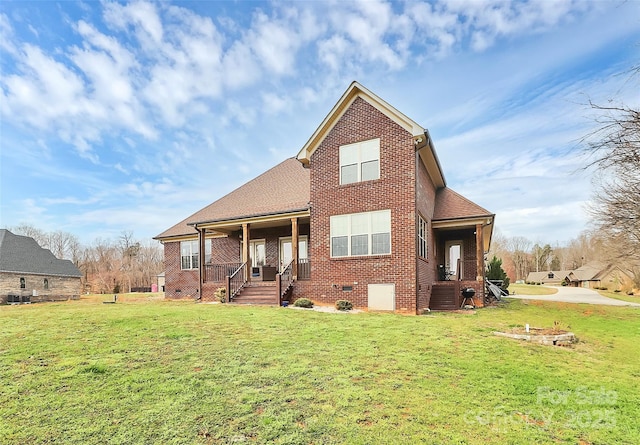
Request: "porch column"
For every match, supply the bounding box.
[291,217,299,280]
[197,227,204,299]
[242,223,251,282]
[476,224,484,282]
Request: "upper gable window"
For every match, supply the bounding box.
[339,138,380,184]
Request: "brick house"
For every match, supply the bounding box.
[0,229,82,304]
[155,82,494,313]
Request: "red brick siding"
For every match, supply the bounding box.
[164,241,199,299]
[210,236,241,263]
[416,154,438,311]
[305,97,418,313]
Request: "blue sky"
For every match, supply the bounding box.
[1,0,639,246]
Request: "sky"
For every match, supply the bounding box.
[1,0,639,247]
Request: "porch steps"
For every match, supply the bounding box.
[232,282,279,305]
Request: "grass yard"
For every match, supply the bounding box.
[596,289,640,305]
[1,296,639,445]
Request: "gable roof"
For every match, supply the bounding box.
[155,158,310,240]
[433,187,493,221]
[296,81,445,188]
[570,262,606,281]
[0,229,82,277]
[527,270,572,283]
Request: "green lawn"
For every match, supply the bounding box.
[597,289,640,304]
[1,296,639,444]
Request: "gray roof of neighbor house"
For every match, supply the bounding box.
[155,157,311,240]
[0,229,82,277]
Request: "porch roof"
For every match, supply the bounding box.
[433,187,493,222]
[155,158,310,240]
[432,187,495,252]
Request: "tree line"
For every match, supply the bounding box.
[8,224,163,294]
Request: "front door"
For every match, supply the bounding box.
[445,240,463,280]
[249,239,266,267]
[279,236,308,272]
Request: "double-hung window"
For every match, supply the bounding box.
[331,210,391,257]
[418,215,428,259]
[180,240,211,270]
[339,138,380,184]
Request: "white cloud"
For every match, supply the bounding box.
[103,0,164,49]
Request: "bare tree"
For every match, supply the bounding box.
[11,224,47,247]
[582,68,640,278]
[507,236,532,281]
[531,243,553,272]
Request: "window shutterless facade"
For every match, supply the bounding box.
[330,210,391,257]
[418,215,428,259]
[180,240,211,270]
[339,138,380,184]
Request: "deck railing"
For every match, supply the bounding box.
[277,259,295,302]
[226,262,247,302]
[205,262,242,282]
[438,259,478,281]
[298,258,311,280]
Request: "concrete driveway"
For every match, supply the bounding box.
[507,285,640,307]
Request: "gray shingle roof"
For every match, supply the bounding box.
[155,157,310,239]
[0,229,82,277]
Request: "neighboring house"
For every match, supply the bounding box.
[526,270,572,286]
[526,262,635,291]
[567,262,635,290]
[155,82,495,313]
[0,229,82,304]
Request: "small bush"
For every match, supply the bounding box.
[614,289,621,293]
[335,300,353,311]
[214,287,226,303]
[627,291,635,296]
[294,298,314,308]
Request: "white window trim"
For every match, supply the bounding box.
[339,138,380,185]
[330,210,391,258]
[418,215,428,259]
[180,240,211,270]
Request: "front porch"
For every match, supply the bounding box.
[195,213,311,304]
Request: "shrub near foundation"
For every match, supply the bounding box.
[293,297,313,308]
[335,299,353,311]
[214,287,226,303]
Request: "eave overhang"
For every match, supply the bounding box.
[414,129,446,188]
[189,208,311,234]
